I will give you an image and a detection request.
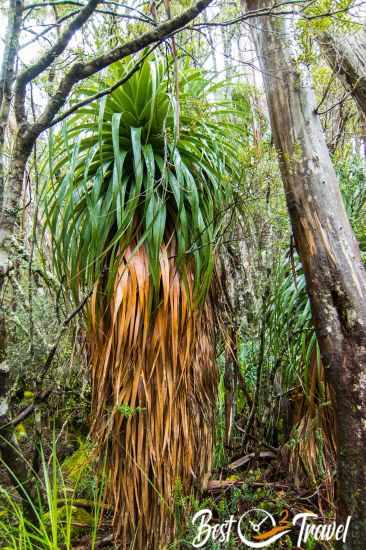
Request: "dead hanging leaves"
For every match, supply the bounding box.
[87,239,218,548]
[282,346,336,512]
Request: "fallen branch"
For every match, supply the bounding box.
[0,389,52,430]
[207,479,289,493]
[227,450,276,471]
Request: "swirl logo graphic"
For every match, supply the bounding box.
[237,509,291,548]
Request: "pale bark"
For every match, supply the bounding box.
[0,0,23,208]
[319,26,366,116]
[245,1,366,546]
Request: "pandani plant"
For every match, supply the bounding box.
[42,55,241,547]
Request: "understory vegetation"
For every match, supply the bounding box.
[2,94,365,548]
[1,0,366,548]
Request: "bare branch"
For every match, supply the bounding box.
[38,289,92,383]
[24,0,83,9]
[190,0,364,29]
[0,389,52,430]
[14,0,100,125]
[19,10,80,50]
[316,88,355,116]
[27,0,214,138]
[25,0,154,23]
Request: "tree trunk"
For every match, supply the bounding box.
[0,133,31,280]
[245,1,366,547]
[319,26,366,116]
[0,137,34,518]
[0,0,23,208]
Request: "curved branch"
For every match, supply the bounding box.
[27,0,213,139]
[14,0,100,125]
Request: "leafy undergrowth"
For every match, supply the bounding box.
[173,457,335,550]
[0,435,335,549]
[0,438,111,550]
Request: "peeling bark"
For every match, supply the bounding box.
[245,1,366,546]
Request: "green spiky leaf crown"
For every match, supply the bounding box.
[43,56,242,307]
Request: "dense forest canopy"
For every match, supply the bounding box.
[1,0,366,548]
